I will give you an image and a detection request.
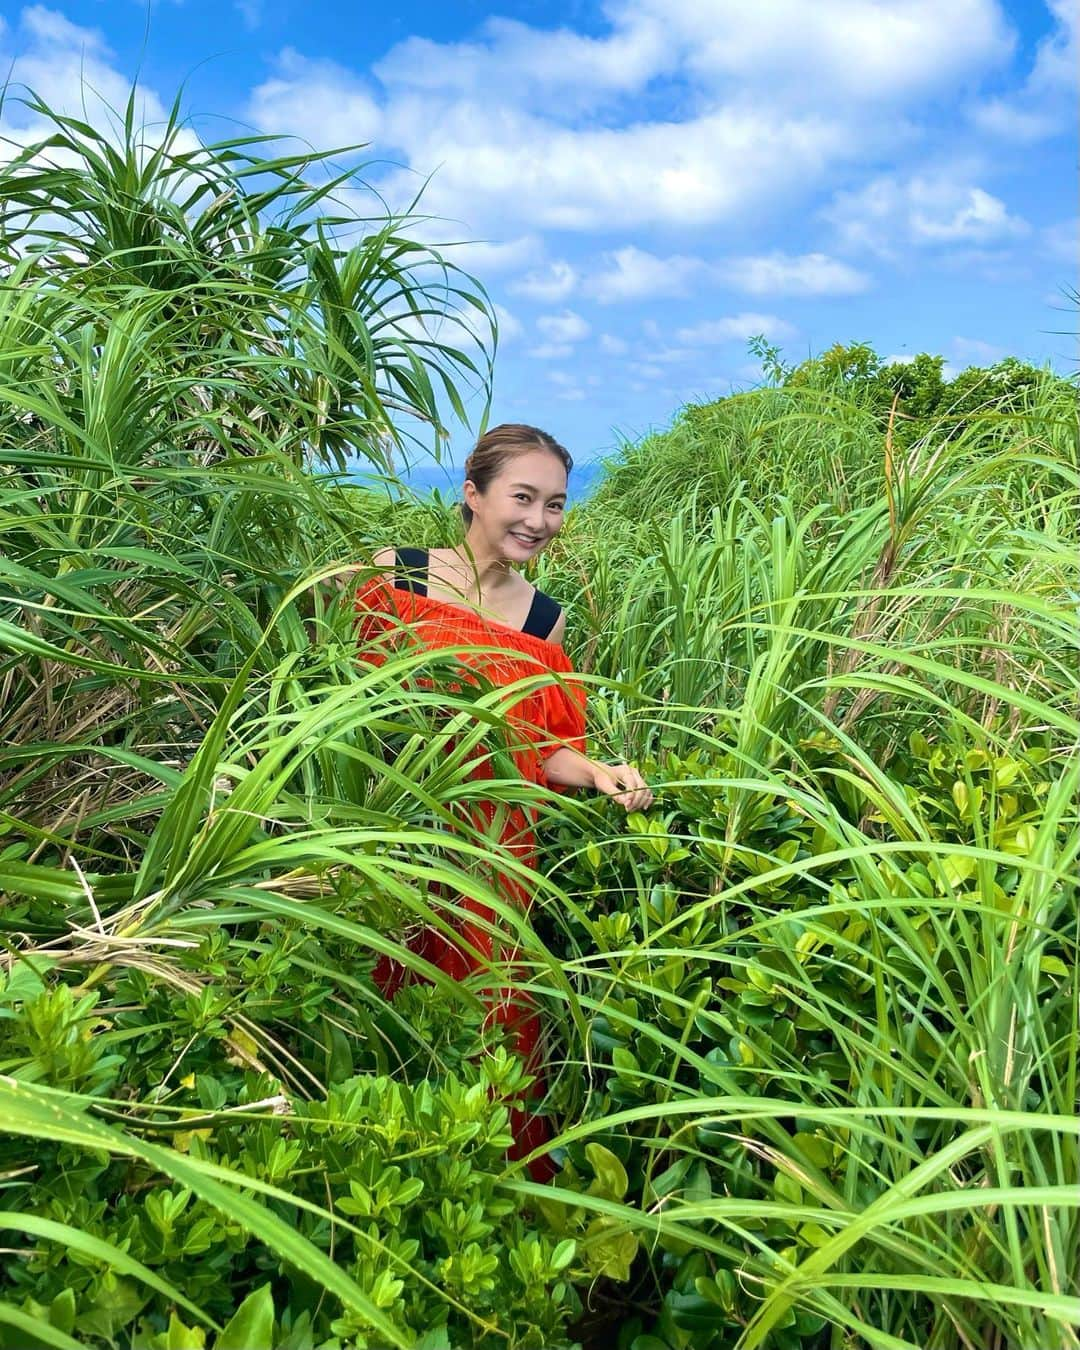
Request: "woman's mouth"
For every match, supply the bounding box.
[509,531,542,547]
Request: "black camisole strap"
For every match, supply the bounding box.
[522,589,562,640]
[394,547,428,596]
[394,548,560,638]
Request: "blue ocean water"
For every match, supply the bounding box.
[351,456,608,503]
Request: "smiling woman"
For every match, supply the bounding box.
[353,422,652,1176]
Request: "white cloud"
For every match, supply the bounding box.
[371,0,1010,113]
[577,246,869,304]
[630,362,665,380]
[911,187,1028,243]
[632,0,1012,105]
[374,14,667,113]
[952,336,1008,364]
[600,334,629,355]
[677,313,796,344]
[0,7,177,143]
[246,0,1018,240]
[536,309,590,343]
[549,370,586,400]
[1030,0,1079,94]
[721,251,870,296]
[510,260,578,301]
[434,235,543,275]
[492,303,523,343]
[971,100,1060,141]
[372,103,852,233]
[250,49,382,145]
[529,342,573,360]
[972,0,1077,141]
[827,172,1029,253]
[586,246,704,302]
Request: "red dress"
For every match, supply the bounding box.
[354,565,586,1177]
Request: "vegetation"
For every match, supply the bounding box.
[1,90,1077,1350]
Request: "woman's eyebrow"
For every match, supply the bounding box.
[509,482,567,498]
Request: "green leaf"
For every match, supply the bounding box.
[215,1286,274,1350]
[0,1306,74,1350]
[551,1238,576,1271]
[585,1143,629,1202]
[165,1313,206,1350]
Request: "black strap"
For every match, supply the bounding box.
[394,547,428,596]
[522,589,562,640]
[394,549,560,637]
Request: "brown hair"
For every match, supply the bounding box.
[461,423,573,526]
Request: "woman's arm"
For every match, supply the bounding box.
[544,745,653,813]
[542,611,651,811]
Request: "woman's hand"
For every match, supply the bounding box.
[544,747,653,812]
[591,761,653,813]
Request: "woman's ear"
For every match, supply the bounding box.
[462,478,480,514]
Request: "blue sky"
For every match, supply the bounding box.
[0,1,1075,473]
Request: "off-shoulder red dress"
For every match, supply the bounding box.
[354,549,586,1176]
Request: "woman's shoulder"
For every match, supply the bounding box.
[522,583,564,643]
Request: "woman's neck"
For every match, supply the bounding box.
[450,536,513,589]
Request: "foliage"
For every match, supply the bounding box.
[1,84,1078,1350]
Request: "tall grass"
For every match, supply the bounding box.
[1,85,1077,1350]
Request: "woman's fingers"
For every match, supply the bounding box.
[600,762,653,812]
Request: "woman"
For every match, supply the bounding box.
[354,423,651,1176]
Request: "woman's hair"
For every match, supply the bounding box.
[461,423,573,527]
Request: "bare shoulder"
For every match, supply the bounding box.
[329,548,394,594]
[547,608,567,646]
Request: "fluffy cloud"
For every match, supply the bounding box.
[676,313,796,343]
[586,246,704,302]
[432,235,543,275]
[249,49,382,145]
[972,0,1076,142]
[510,261,578,301]
[626,0,1012,106]
[492,304,523,343]
[575,247,868,302]
[548,370,587,400]
[952,336,1008,364]
[373,15,667,114]
[910,187,1028,243]
[536,310,590,343]
[0,7,180,145]
[371,0,1010,113]
[249,0,1016,239]
[370,103,851,233]
[826,173,1029,253]
[720,251,870,296]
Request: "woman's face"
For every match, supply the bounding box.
[464,447,568,562]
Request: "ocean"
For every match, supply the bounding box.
[349,455,608,504]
